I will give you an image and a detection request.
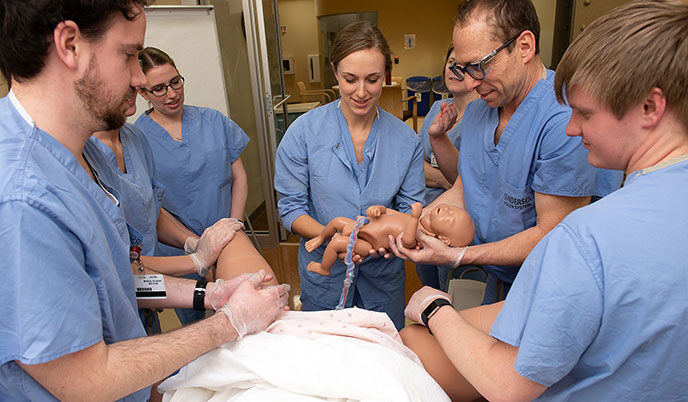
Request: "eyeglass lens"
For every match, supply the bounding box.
[151,76,184,96]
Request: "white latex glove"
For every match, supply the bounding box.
[388,230,467,266]
[184,236,199,254]
[405,286,452,324]
[189,218,244,276]
[218,270,290,339]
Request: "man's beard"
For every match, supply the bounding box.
[75,54,127,131]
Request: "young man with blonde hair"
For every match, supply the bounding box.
[400,0,688,400]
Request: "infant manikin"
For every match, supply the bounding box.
[305,202,475,275]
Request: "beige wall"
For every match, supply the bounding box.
[278,0,321,101]
[532,0,556,68]
[279,0,558,100]
[315,0,458,86]
[0,75,7,97]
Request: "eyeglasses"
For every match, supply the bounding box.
[144,75,185,97]
[448,32,522,81]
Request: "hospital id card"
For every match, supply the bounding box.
[134,274,167,299]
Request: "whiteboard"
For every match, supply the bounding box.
[129,5,230,122]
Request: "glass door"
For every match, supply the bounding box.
[210,0,287,247]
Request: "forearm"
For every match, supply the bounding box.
[139,255,197,277]
[461,192,590,267]
[229,159,248,220]
[20,314,235,402]
[462,224,546,267]
[429,134,459,184]
[430,307,546,401]
[136,272,215,310]
[424,161,452,190]
[291,214,325,240]
[425,175,466,211]
[157,208,196,249]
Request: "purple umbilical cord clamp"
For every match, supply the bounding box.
[336,215,370,310]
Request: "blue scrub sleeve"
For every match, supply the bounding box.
[274,121,310,232]
[392,140,425,213]
[531,115,598,197]
[0,200,103,366]
[222,116,250,163]
[491,223,603,386]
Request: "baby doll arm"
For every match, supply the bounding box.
[401,202,423,248]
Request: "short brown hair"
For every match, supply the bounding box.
[454,0,540,54]
[330,21,392,73]
[555,0,688,130]
[138,47,177,74]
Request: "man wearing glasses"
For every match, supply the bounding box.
[391,0,621,303]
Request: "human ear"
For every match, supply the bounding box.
[52,21,83,71]
[641,87,667,129]
[437,235,451,246]
[517,30,537,64]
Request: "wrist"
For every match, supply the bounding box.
[193,279,208,312]
[421,298,453,333]
[204,281,216,310]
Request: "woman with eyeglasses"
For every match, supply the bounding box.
[415,44,478,291]
[134,46,252,325]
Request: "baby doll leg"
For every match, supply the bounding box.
[215,231,278,286]
[307,235,373,276]
[305,217,356,252]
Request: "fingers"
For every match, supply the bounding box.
[245,269,267,287]
[387,234,405,259]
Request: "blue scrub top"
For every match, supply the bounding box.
[420,99,463,205]
[491,156,688,400]
[134,105,249,256]
[0,95,148,401]
[459,70,607,284]
[86,124,165,256]
[274,101,425,318]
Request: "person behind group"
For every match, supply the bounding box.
[391,0,621,303]
[399,1,688,399]
[0,1,290,399]
[274,21,425,330]
[87,96,253,333]
[416,44,478,291]
[134,46,251,325]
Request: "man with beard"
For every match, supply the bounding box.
[0,1,289,400]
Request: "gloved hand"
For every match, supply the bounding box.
[218,270,290,339]
[189,218,244,276]
[184,236,200,254]
[206,271,277,310]
[405,286,452,324]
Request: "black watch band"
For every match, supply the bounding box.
[193,279,208,312]
[421,298,452,328]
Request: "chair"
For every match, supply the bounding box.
[402,94,418,131]
[297,81,336,104]
[446,267,487,311]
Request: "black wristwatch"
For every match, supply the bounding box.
[421,298,453,329]
[193,279,208,312]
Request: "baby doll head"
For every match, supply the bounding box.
[419,204,474,247]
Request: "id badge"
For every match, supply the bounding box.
[134,274,167,299]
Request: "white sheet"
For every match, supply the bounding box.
[159,308,449,402]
